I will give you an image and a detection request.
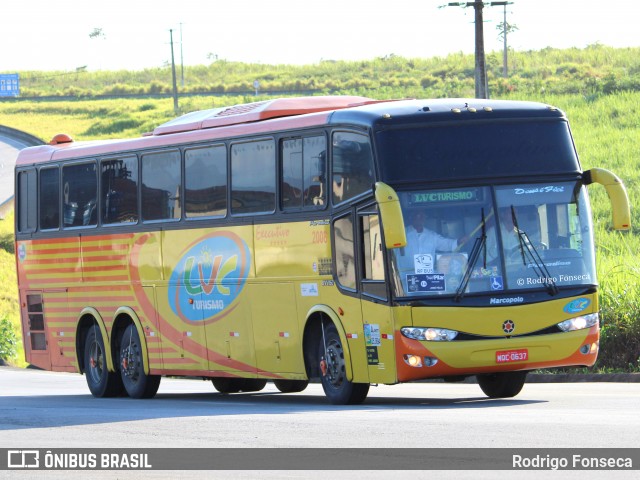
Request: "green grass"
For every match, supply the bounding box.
[0,212,24,366]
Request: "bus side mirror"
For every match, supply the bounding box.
[583,168,631,231]
[375,182,407,249]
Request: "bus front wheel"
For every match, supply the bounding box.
[318,324,369,405]
[477,371,528,398]
[84,326,124,398]
[119,324,161,399]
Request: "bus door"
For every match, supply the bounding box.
[333,209,397,385]
[358,210,397,384]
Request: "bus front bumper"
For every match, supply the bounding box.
[395,326,599,382]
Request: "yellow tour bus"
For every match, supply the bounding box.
[14,96,630,404]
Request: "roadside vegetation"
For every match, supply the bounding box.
[0,44,638,372]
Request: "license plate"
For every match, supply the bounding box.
[496,349,528,363]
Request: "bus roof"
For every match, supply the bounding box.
[151,95,379,135]
[16,96,566,167]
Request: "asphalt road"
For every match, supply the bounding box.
[0,366,639,479]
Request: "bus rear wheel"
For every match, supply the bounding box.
[477,371,528,398]
[273,380,309,393]
[318,324,369,405]
[119,324,161,399]
[84,326,124,398]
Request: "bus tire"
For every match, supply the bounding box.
[83,327,124,398]
[212,378,244,393]
[273,379,309,393]
[477,371,528,398]
[119,324,161,399]
[240,379,267,392]
[318,324,369,405]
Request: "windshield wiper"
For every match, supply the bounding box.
[511,206,559,296]
[455,208,487,302]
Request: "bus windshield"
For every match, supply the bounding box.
[390,181,596,298]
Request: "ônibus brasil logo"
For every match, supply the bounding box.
[169,232,250,323]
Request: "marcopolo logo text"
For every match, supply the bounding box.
[490,297,524,305]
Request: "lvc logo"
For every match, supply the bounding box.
[169,232,250,323]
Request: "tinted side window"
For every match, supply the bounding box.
[17,169,37,233]
[62,162,97,228]
[231,140,275,215]
[101,156,138,224]
[39,167,60,230]
[185,145,227,218]
[141,151,181,221]
[281,135,326,210]
[332,132,374,205]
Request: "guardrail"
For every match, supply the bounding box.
[0,126,44,218]
[0,125,45,147]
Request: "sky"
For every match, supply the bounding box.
[0,0,638,72]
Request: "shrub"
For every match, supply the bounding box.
[0,317,18,362]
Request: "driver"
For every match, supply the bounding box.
[401,211,467,274]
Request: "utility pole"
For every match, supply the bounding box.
[169,29,179,114]
[180,23,185,87]
[490,1,513,78]
[442,2,488,99]
[473,2,488,99]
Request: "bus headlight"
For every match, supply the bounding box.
[557,313,599,332]
[400,327,458,341]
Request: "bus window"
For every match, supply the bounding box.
[62,162,97,228]
[17,169,37,233]
[39,167,60,230]
[281,136,326,210]
[231,140,275,215]
[141,150,181,222]
[333,215,356,290]
[185,145,227,218]
[361,212,387,299]
[332,132,374,205]
[101,156,138,225]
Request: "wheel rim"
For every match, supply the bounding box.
[88,340,105,384]
[121,333,141,384]
[324,338,346,390]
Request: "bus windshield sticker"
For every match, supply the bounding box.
[406,274,445,292]
[364,324,381,347]
[414,254,434,274]
[496,183,574,206]
[300,283,319,296]
[490,276,504,291]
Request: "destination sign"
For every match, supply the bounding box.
[411,188,481,204]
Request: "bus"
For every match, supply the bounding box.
[14,96,630,404]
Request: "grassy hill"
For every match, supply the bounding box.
[10,43,640,100]
[0,44,638,371]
